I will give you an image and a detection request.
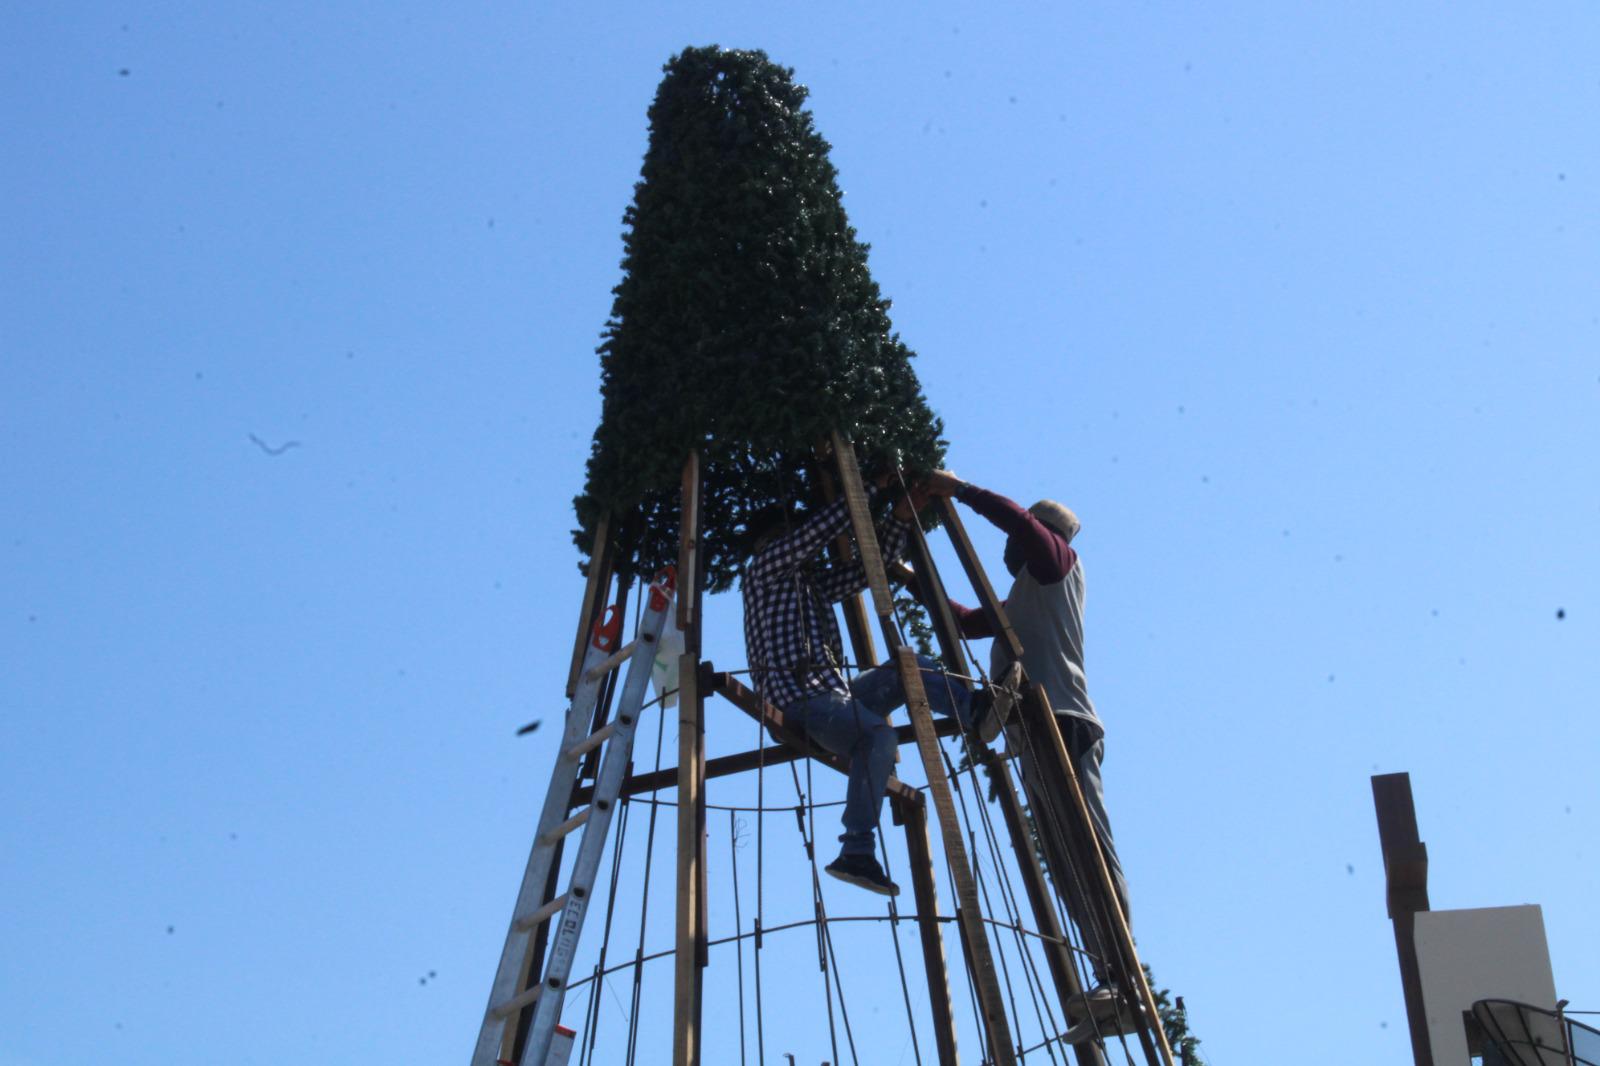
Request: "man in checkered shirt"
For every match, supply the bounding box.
[741,482,1002,896]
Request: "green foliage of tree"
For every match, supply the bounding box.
[574,46,945,590]
[1143,964,1207,1064]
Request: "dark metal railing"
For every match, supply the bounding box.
[1474,999,1600,1066]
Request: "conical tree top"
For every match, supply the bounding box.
[575,46,945,591]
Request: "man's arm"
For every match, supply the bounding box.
[812,512,911,604]
[897,561,997,639]
[927,472,1075,583]
[745,497,854,584]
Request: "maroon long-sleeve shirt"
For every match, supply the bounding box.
[945,483,1077,637]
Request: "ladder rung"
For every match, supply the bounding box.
[515,893,569,933]
[584,639,638,682]
[563,722,616,761]
[491,981,544,1019]
[538,807,591,846]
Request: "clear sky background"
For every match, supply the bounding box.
[3,3,1597,1065]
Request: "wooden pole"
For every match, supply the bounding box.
[673,452,707,1066]
[901,514,971,685]
[893,792,961,1066]
[813,461,880,669]
[567,515,614,698]
[1372,772,1433,1066]
[933,500,1023,664]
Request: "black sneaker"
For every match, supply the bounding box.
[824,853,901,897]
[1065,984,1142,1035]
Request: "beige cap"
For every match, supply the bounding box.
[1028,500,1080,543]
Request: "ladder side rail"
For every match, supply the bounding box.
[471,599,625,1066]
[519,570,676,1066]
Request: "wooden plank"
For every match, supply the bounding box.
[935,499,1023,664]
[813,461,879,669]
[894,792,961,1066]
[566,515,613,698]
[902,515,971,685]
[677,452,700,633]
[1018,685,1173,1066]
[706,669,925,806]
[1372,773,1434,1066]
[571,715,966,806]
[673,453,706,1066]
[672,653,705,1066]
[895,647,1017,1066]
[828,430,895,618]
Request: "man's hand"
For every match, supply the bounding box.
[923,470,967,498]
[892,479,932,521]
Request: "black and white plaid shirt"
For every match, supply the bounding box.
[741,495,909,712]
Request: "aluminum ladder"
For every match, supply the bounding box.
[471,567,677,1066]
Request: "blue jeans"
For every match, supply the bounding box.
[783,655,974,857]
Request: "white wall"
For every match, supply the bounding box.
[1413,905,1557,1065]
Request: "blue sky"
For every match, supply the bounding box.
[3,3,1597,1064]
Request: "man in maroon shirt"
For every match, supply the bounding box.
[914,471,1131,1023]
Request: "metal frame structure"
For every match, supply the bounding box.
[473,442,1174,1066]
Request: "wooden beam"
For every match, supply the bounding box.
[1372,772,1433,1066]
[934,499,1023,664]
[894,791,960,1066]
[894,647,1017,1066]
[566,515,613,698]
[902,514,971,686]
[813,461,879,669]
[571,716,967,806]
[828,430,895,618]
[673,452,706,1066]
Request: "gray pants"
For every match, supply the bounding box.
[1031,715,1129,985]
